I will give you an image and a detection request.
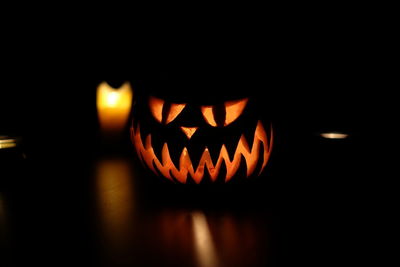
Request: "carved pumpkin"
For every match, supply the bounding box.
[130,68,273,184]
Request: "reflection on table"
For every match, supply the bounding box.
[94,158,271,267]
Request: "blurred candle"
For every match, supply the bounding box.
[97,81,133,135]
[320,132,349,139]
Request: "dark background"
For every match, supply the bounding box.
[0,12,388,267]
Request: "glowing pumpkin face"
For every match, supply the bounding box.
[130,92,273,184]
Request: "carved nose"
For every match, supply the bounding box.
[180,126,198,139]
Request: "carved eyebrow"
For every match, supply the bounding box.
[149,96,164,123]
[165,102,186,124]
[201,98,248,127]
[212,103,226,127]
[161,102,172,124]
[149,96,186,124]
[224,98,248,125]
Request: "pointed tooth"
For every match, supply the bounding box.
[149,135,162,161]
[187,144,203,171]
[243,122,257,150]
[207,142,221,167]
[255,140,266,177]
[161,143,170,165]
[236,155,248,180]
[168,142,183,168]
[224,131,241,149]
[239,134,251,154]
[224,154,246,183]
[200,167,212,185]
[216,160,227,184]
[225,141,237,162]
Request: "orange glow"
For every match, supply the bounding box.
[180,126,198,139]
[95,159,135,253]
[131,120,273,183]
[200,106,217,126]
[148,96,164,123]
[192,211,219,267]
[149,96,186,124]
[166,103,186,123]
[97,81,133,133]
[201,98,248,127]
[320,132,349,139]
[225,98,248,125]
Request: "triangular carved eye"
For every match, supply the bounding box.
[149,96,186,124]
[201,98,248,127]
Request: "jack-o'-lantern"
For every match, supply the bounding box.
[130,66,273,184]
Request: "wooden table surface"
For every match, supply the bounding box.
[0,129,377,267]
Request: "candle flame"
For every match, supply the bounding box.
[106,91,120,107]
[97,81,133,133]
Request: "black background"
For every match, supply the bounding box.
[0,11,388,267]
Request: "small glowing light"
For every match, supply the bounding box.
[106,91,120,107]
[0,137,17,149]
[97,81,133,133]
[320,132,349,139]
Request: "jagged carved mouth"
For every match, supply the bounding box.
[131,120,273,184]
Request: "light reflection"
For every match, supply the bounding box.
[95,159,135,256]
[0,137,17,149]
[148,210,269,267]
[320,132,349,139]
[192,211,219,267]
